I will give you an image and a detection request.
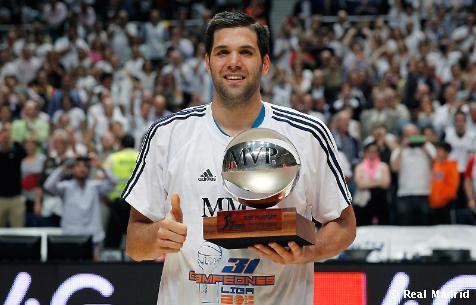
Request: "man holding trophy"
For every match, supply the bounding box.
[124,10,356,305]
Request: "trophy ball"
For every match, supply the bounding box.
[222,128,301,209]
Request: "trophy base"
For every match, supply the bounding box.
[203,208,316,249]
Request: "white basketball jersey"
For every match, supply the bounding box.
[123,102,351,305]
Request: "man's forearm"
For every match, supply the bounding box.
[307,206,356,262]
[126,220,163,261]
[43,166,64,195]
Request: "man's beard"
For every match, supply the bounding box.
[212,69,261,108]
[75,175,88,183]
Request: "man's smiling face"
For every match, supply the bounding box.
[206,27,269,107]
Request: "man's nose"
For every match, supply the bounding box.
[227,51,242,69]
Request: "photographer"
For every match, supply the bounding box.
[391,123,436,225]
[44,153,118,258]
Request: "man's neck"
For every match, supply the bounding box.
[76,178,87,188]
[211,95,263,137]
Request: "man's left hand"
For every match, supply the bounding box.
[249,242,312,265]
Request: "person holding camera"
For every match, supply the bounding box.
[391,123,436,225]
[44,153,118,257]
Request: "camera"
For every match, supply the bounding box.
[407,135,426,147]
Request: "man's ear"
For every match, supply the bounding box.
[205,53,211,73]
[262,54,270,76]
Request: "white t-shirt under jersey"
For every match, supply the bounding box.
[123,102,351,305]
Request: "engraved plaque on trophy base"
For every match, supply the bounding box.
[203,208,315,249]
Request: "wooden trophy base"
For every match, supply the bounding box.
[203,208,315,249]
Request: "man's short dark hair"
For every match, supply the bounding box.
[205,11,270,59]
[121,134,135,149]
[74,155,91,166]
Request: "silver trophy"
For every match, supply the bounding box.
[222,128,301,208]
[203,128,315,249]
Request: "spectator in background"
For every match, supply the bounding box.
[273,20,299,70]
[0,105,12,126]
[54,26,88,71]
[331,110,360,168]
[43,50,66,89]
[44,154,117,258]
[88,36,105,64]
[289,60,313,94]
[149,94,172,122]
[354,140,391,226]
[37,129,76,227]
[332,83,361,119]
[166,27,195,60]
[13,45,43,85]
[360,90,394,140]
[94,131,117,162]
[444,111,476,222]
[74,0,96,30]
[369,123,399,224]
[43,0,68,39]
[88,95,128,144]
[300,94,325,122]
[314,96,331,122]
[333,10,350,39]
[142,9,169,65]
[154,72,183,111]
[187,42,213,105]
[310,69,326,101]
[48,73,83,117]
[368,124,398,164]
[108,10,135,64]
[323,55,344,101]
[429,142,459,225]
[270,67,292,108]
[391,124,436,225]
[21,137,46,227]
[1,75,25,119]
[161,49,194,107]
[444,111,476,175]
[11,101,49,148]
[124,44,144,78]
[103,134,138,248]
[139,59,157,94]
[423,125,440,145]
[433,84,463,135]
[128,98,151,149]
[465,102,476,130]
[385,86,410,133]
[417,93,436,129]
[49,95,84,132]
[0,123,26,227]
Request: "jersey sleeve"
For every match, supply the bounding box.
[310,128,352,224]
[122,125,168,222]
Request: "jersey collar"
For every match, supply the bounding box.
[213,102,266,137]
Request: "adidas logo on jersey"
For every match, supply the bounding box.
[198,169,216,181]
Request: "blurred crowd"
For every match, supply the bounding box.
[1,0,476,250]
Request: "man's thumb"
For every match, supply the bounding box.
[170,193,183,223]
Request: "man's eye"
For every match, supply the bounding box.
[216,50,229,56]
[240,50,252,56]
